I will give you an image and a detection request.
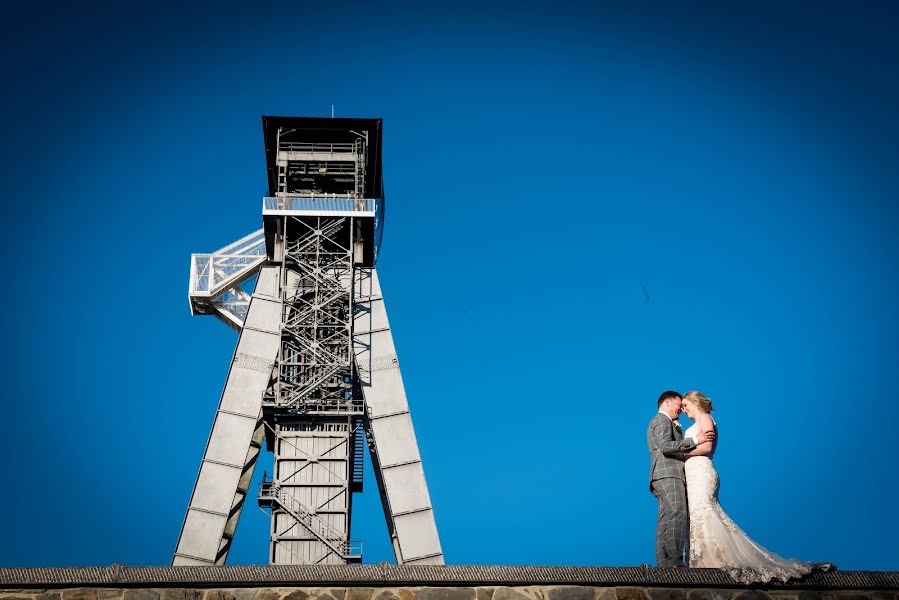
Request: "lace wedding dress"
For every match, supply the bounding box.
[684,420,815,583]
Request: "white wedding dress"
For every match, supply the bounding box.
[684,420,815,583]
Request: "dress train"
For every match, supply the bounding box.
[684,422,816,583]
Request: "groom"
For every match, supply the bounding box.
[648,390,714,568]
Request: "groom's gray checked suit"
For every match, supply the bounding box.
[648,412,697,568]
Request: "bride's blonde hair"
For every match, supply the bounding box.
[683,390,714,413]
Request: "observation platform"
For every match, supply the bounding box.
[262,195,382,267]
[262,196,378,217]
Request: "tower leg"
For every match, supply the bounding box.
[354,268,444,565]
[173,266,282,565]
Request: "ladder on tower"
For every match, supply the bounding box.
[354,137,366,201]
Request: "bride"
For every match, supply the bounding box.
[681,390,819,583]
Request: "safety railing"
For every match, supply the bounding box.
[211,287,251,324]
[259,477,362,558]
[269,398,364,414]
[273,376,357,410]
[263,196,378,214]
[189,229,267,298]
[278,142,358,154]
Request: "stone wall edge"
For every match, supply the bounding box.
[0,566,896,591]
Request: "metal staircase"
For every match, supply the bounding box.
[259,477,361,562]
[351,419,365,492]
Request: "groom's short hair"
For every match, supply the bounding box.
[658,390,682,407]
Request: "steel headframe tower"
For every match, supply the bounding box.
[173,116,444,567]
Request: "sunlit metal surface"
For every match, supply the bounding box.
[189,229,267,332]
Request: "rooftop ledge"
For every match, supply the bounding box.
[0,565,897,591]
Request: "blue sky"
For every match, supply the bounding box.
[1,1,897,571]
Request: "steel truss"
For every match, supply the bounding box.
[278,217,354,408]
[263,215,361,564]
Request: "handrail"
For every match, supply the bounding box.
[263,197,378,213]
[259,478,362,557]
[278,142,358,154]
[189,230,266,297]
[270,398,364,414]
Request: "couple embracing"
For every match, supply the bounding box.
[648,390,826,583]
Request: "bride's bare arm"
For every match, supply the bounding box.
[684,414,716,457]
[651,415,697,455]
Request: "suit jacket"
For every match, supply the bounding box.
[647,412,697,490]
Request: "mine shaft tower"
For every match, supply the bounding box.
[173,117,443,566]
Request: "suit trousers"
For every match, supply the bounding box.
[651,477,689,567]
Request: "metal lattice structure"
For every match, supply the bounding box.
[188,230,267,332]
[173,116,443,567]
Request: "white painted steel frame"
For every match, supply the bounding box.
[189,230,267,332]
[177,119,442,565]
